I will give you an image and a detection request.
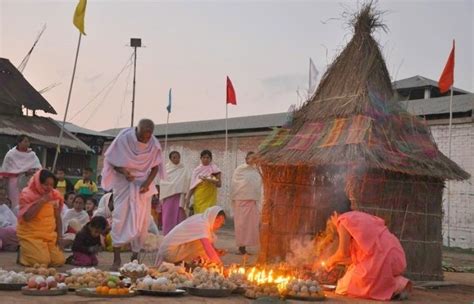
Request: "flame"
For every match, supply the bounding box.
[227,265,300,294]
[240,267,294,293]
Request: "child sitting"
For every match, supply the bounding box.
[62,195,89,248]
[85,197,98,219]
[69,216,108,266]
[74,168,98,199]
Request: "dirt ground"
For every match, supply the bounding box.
[0,225,473,303]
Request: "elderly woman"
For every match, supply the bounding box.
[316,198,411,301]
[155,206,226,265]
[17,169,65,267]
[186,150,221,214]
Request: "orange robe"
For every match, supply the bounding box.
[16,170,65,267]
[17,202,64,266]
[335,211,409,301]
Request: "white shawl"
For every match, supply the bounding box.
[94,192,113,220]
[160,162,190,200]
[189,163,221,191]
[230,164,262,201]
[158,206,223,252]
[0,205,17,228]
[62,209,90,233]
[1,147,41,174]
[101,127,164,194]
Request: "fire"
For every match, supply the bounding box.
[228,266,295,293]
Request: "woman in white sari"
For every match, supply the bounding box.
[231,152,262,255]
[155,206,226,265]
[1,135,41,209]
[160,151,190,235]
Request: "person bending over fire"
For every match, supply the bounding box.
[155,206,226,265]
[315,197,412,301]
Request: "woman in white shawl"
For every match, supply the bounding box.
[1,135,41,209]
[160,151,190,235]
[0,188,18,251]
[230,152,262,255]
[155,206,226,265]
[185,150,221,214]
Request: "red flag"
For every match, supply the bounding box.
[438,40,455,94]
[226,76,237,105]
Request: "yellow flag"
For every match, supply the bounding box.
[73,0,87,35]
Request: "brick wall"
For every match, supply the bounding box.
[98,122,473,249]
[430,122,474,249]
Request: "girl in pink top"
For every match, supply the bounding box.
[322,200,411,301]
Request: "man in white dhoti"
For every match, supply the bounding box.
[1,135,41,209]
[101,119,163,269]
[230,152,262,255]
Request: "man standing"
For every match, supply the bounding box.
[101,119,163,269]
[230,152,262,255]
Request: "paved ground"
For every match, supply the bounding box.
[0,225,473,303]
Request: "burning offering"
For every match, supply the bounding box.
[148,262,193,288]
[285,278,325,301]
[191,267,236,290]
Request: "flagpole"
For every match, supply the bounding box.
[446,85,454,247]
[308,58,311,100]
[52,32,82,172]
[225,102,229,208]
[164,112,170,156]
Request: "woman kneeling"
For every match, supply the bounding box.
[17,170,65,267]
[156,206,226,265]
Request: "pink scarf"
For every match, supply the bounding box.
[18,170,64,221]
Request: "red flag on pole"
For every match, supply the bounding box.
[226,76,237,105]
[438,40,455,94]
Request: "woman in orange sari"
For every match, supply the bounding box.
[17,169,65,266]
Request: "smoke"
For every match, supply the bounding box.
[285,236,317,268]
[285,217,340,268]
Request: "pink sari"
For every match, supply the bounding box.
[335,211,409,301]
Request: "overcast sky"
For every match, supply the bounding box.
[0,0,472,131]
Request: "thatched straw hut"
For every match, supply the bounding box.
[257,4,470,281]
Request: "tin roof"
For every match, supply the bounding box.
[0,114,92,152]
[0,58,57,114]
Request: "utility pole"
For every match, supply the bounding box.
[130,38,141,127]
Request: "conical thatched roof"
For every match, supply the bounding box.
[259,4,469,181]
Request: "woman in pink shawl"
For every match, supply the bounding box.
[320,198,411,301]
[17,169,65,266]
[185,150,221,214]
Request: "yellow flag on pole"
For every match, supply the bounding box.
[73,0,87,35]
